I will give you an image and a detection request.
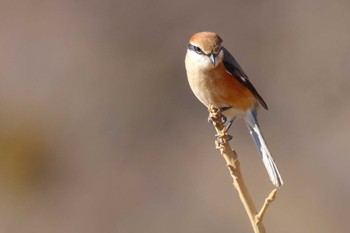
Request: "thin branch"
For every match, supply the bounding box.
[256,189,278,224]
[208,104,278,233]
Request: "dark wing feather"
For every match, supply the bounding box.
[222,47,268,110]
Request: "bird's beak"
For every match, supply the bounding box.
[209,54,216,66]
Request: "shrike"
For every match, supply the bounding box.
[185,32,283,187]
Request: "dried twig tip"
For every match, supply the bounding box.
[256,189,278,224]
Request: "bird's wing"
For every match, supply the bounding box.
[222,47,268,110]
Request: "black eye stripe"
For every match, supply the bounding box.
[188,44,223,57]
[188,44,195,51]
[188,44,204,54]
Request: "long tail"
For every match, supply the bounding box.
[244,109,284,187]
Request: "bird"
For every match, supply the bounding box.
[185,32,283,187]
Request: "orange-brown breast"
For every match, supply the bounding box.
[208,63,257,111]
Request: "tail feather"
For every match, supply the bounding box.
[244,109,284,187]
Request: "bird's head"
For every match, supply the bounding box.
[187,32,224,69]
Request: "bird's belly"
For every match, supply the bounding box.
[187,69,256,115]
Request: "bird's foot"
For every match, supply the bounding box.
[208,114,227,125]
[215,131,233,145]
[223,118,235,130]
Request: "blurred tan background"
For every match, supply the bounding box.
[0,0,349,232]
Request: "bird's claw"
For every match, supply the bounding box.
[215,132,233,145]
[223,119,234,131]
[208,115,227,125]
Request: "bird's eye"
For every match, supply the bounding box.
[194,46,203,54]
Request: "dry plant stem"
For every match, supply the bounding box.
[209,104,278,233]
[256,189,277,224]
